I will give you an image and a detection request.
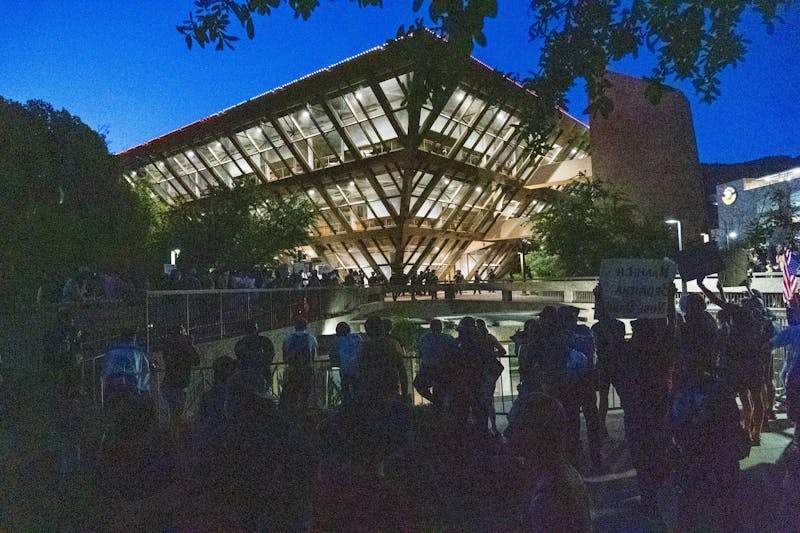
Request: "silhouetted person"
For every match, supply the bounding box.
[670,361,743,531]
[280,318,318,412]
[476,318,505,435]
[414,318,454,407]
[616,313,675,518]
[505,392,592,532]
[161,324,201,437]
[45,309,82,397]
[454,269,465,294]
[698,276,768,444]
[95,390,173,529]
[515,318,544,397]
[329,321,361,404]
[353,316,408,404]
[390,270,407,301]
[473,272,482,294]
[439,316,483,432]
[559,305,602,466]
[193,355,237,443]
[234,319,275,385]
[194,369,313,530]
[591,285,626,436]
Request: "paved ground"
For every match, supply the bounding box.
[580,411,794,532]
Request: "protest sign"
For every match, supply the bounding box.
[676,242,724,282]
[599,258,678,319]
[719,248,750,287]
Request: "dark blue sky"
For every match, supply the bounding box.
[2,1,798,163]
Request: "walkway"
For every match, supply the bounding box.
[575,411,793,531]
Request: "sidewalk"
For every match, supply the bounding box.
[574,410,793,531]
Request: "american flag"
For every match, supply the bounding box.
[782,249,799,304]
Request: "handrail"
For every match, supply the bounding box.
[145,286,386,296]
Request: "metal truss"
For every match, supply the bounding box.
[120,36,589,280]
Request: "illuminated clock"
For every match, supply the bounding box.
[721,186,737,206]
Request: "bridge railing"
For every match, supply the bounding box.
[78,347,623,423]
[144,286,384,353]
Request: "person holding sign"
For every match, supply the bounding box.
[614,282,677,519]
[671,282,747,531]
[697,277,772,445]
[592,285,626,437]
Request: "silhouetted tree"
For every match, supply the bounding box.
[529,178,673,276]
[177,0,794,115]
[0,98,157,291]
[161,183,315,269]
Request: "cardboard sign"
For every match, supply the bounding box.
[599,258,677,319]
[719,248,750,287]
[676,242,724,282]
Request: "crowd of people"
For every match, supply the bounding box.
[160,266,346,291]
[31,275,800,530]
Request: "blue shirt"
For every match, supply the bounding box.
[417,331,455,370]
[772,324,800,374]
[330,333,362,377]
[282,330,318,365]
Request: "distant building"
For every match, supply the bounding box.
[707,157,800,249]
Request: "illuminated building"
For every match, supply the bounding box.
[118,34,593,279]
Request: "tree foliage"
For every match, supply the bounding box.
[744,185,800,251]
[524,250,567,279]
[0,98,156,286]
[529,178,673,276]
[160,183,315,269]
[177,0,794,116]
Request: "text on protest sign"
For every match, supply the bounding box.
[599,258,677,319]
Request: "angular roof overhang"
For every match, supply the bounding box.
[117,31,587,164]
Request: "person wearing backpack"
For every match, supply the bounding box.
[670,356,744,531]
[558,305,603,467]
[280,318,318,411]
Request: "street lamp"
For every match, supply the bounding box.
[665,219,686,296]
[665,219,683,251]
[727,231,738,249]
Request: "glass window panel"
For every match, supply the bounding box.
[234,132,259,156]
[369,115,398,143]
[354,87,382,118]
[327,95,358,126]
[379,77,407,109]
[394,109,409,133]
[243,126,267,149]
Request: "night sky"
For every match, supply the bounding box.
[2,1,798,163]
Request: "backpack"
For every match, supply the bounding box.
[566,349,590,379]
[671,377,750,460]
[284,333,312,366]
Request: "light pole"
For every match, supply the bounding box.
[726,230,738,249]
[665,219,683,252]
[665,219,686,295]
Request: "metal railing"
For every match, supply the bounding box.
[77,344,625,422]
[145,286,383,353]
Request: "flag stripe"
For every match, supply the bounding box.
[783,250,798,304]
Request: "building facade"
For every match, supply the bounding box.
[590,72,710,242]
[714,163,800,248]
[118,34,589,280]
